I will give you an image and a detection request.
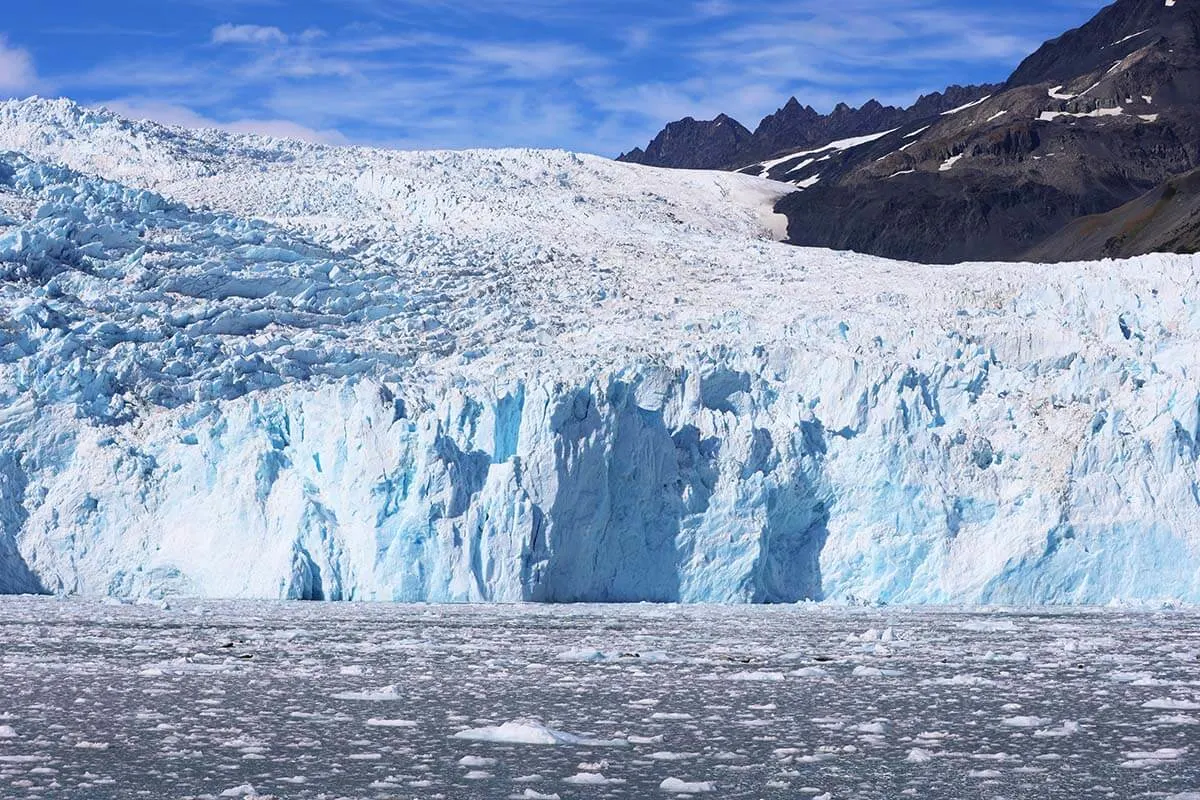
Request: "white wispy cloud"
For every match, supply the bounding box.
[0,35,37,94]
[693,0,734,18]
[30,1,1106,155]
[212,24,288,46]
[98,98,348,144]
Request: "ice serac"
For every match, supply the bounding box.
[6,371,831,604]
[1,98,1200,605]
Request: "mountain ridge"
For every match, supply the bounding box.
[617,84,1001,171]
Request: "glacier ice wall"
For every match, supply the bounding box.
[1,101,1199,604]
[9,340,1200,605]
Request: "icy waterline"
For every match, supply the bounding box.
[0,98,1199,605]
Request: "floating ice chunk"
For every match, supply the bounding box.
[219,785,260,798]
[556,650,669,663]
[454,720,627,747]
[959,620,1018,633]
[460,755,498,767]
[464,770,493,780]
[1155,715,1199,725]
[1121,748,1188,768]
[140,658,239,675]
[1034,721,1080,738]
[564,772,626,785]
[969,769,1003,778]
[1002,716,1051,728]
[0,726,15,738]
[789,666,830,678]
[628,735,665,744]
[365,718,418,728]
[923,674,995,686]
[512,791,561,800]
[1143,698,1200,710]
[660,778,716,793]
[852,666,902,677]
[1125,748,1187,759]
[332,685,402,701]
[556,649,607,663]
[906,748,934,763]
[364,714,417,729]
[726,671,785,682]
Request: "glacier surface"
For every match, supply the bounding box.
[0,98,1199,604]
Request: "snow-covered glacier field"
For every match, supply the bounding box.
[1,97,1200,604]
[1,598,1198,799]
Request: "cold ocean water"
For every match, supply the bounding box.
[0,598,1197,799]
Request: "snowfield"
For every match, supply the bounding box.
[0,97,1199,603]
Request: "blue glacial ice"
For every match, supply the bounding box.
[0,99,1199,605]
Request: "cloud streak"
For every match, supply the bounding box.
[2,1,1108,154]
[212,24,288,45]
[98,98,348,144]
[0,36,37,94]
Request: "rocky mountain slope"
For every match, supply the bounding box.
[621,0,1200,263]
[1028,166,1200,261]
[1,99,1199,604]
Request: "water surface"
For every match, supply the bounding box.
[1,598,1198,799]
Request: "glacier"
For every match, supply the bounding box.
[0,97,1199,604]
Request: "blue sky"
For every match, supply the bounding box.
[0,0,1106,155]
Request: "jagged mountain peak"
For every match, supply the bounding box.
[620,113,754,170]
[1007,0,1200,87]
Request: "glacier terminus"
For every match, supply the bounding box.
[0,98,1198,605]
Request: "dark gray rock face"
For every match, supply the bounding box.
[619,0,1200,263]
[1006,0,1195,88]
[617,115,752,170]
[775,100,1200,262]
[1028,166,1200,261]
